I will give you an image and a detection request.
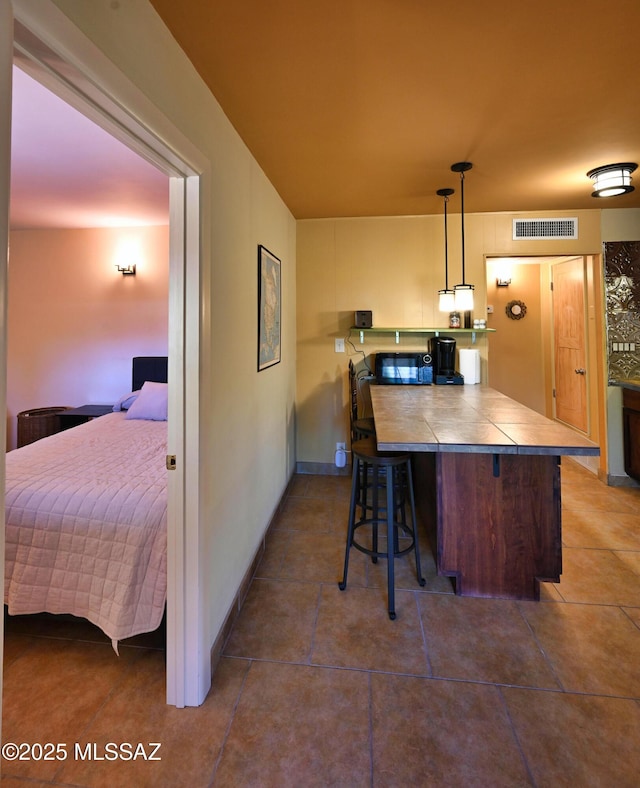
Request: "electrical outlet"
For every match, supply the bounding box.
[336,442,346,451]
[335,338,345,353]
[487,305,494,314]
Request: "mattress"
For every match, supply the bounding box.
[4,412,167,644]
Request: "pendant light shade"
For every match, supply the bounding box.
[439,290,455,312]
[451,161,474,312]
[437,187,455,312]
[586,162,637,198]
[453,283,474,311]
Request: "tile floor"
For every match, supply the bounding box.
[3,457,640,786]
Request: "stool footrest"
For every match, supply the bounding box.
[350,520,417,561]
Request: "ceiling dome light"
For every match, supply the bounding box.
[586,162,637,198]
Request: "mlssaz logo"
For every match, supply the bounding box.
[74,742,162,761]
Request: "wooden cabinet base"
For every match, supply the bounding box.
[623,388,640,482]
[415,452,561,601]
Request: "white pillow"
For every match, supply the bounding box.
[112,390,140,411]
[124,381,168,421]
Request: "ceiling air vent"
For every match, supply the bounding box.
[513,218,578,240]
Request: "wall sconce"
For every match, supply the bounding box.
[586,162,637,197]
[493,259,512,288]
[115,264,136,276]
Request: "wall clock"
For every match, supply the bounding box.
[506,300,527,320]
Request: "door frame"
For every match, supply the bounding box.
[6,0,209,707]
[485,253,606,470]
[0,0,14,741]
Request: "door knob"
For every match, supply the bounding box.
[574,368,586,375]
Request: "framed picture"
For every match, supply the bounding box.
[257,244,281,371]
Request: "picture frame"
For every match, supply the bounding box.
[257,244,281,371]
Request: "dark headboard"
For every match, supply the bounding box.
[132,356,168,391]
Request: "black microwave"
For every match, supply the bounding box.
[375,352,433,385]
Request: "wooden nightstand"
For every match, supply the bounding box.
[58,405,113,431]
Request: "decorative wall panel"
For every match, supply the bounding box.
[604,241,640,382]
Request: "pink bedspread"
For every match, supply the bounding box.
[4,412,167,643]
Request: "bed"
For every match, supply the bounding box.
[4,357,169,649]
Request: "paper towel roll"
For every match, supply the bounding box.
[458,348,481,384]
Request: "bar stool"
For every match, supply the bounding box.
[339,437,425,619]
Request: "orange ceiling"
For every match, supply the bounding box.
[149,0,640,218]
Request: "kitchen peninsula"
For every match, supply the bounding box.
[617,379,640,482]
[370,385,599,601]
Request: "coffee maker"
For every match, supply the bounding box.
[430,336,464,385]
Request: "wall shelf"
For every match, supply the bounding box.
[351,327,496,345]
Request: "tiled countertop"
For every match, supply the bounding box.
[370,385,600,456]
[614,379,640,393]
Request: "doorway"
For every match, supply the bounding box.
[8,64,170,449]
[3,6,207,707]
[485,255,604,457]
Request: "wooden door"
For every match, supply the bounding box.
[553,258,588,432]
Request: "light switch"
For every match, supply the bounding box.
[335,338,345,353]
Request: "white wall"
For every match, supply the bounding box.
[297,210,603,466]
[7,225,169,449]
[51,0,297,669]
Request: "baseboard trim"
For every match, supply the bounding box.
[604,473,640,488]
[209,473,292,680]
[295,460,350,477]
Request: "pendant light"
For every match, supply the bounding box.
[437,187,455,312]
[451,161,474,311]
